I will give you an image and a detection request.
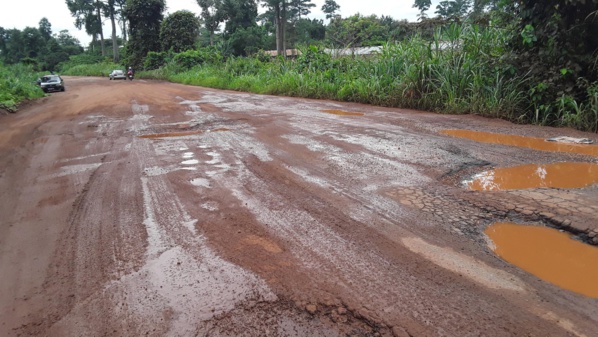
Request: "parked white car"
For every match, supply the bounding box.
[109,70,126,80]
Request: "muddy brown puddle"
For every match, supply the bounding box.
[486,222,598,298]
[441,129,598,156]
[321,109,364,116]
[466,162,598,191]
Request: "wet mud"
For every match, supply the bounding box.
[2,77,598,337]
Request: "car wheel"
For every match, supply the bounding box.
[61,87,65,92]
[110,77,112,80]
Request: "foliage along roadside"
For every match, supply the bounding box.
[60,23,598,133]
[0,64,45,113]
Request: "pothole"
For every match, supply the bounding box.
[441,129,598,156]
[321,109,364,116]
[464,162,598,191]
[485,222,598,298]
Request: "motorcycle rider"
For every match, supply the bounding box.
[127,66,134,78]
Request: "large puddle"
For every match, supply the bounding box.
[485,222,598,298]
[441,130,598,156]
[321,109,364,116]
[466,162,598,191]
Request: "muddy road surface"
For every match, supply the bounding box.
[1,76,597,336]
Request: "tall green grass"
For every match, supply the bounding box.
[61,62,123,77]
[61,23,598,132]
[137,24,529,122]
[0,63,45,112]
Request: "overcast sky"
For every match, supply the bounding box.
[0,0,439,46]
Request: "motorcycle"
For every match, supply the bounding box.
[127,71,134,81]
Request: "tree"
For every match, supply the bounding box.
[160,10,200,52]
[66,0,103,54]
[56,30,81,47]
[512,0,598,122]
[21,27,45,59]
[94,0,106,55]
[412,0,431,19]
[293,18,325,45]
[115,0,128,42]
[125,0,165,68]
[435,0,472,19]
[38,18,53,42]
[197,0,223,46]
[1,29,24,64]
[41,38,69,71]
[325,14,388,49]
[105,0,120,61]
[260,0,315,57]
[321,0,340,19]
[219,0,258,34]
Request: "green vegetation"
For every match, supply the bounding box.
[3,0,598,132]
[0,64,45,112]
[136,24,526,121]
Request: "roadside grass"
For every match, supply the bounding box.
[61,62,122,78]
[58,23,598,132]
[0,63,45,113]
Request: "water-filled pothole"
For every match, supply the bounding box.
[465,162,598,191]
[441,130,598,156]
[485,222,598,298]
[321,109,364,116]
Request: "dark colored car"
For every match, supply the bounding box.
[38,75,65,93]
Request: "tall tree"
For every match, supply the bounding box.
[105,0,119,61]
[261,0,315,57]
[435,0,472,19]
[321,0,340,19]
[21,27,45,59]
[66,0,103,53]
[38,18,53,42]
[125,0,165,68]
[219,0,261,55]
[219,0,258,34]
[412,0,431,19]
[160,10,200,52]
[197,0,223,46]
[95,0,106,55]
[115,0,128,42]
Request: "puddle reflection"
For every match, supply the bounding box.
[466,162,598,191]
[486,222,598,298]
[321,109,364,116]
[441,129,598,156]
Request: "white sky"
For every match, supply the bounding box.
[0,0,439,46]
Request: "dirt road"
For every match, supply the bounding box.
[1,76,597,336]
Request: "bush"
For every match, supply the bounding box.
[0,63,45,112]
[173,50,206,69]
[144,51,169,70]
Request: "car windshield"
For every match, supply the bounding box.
[113,70,123,75]
[43,76,60,83]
